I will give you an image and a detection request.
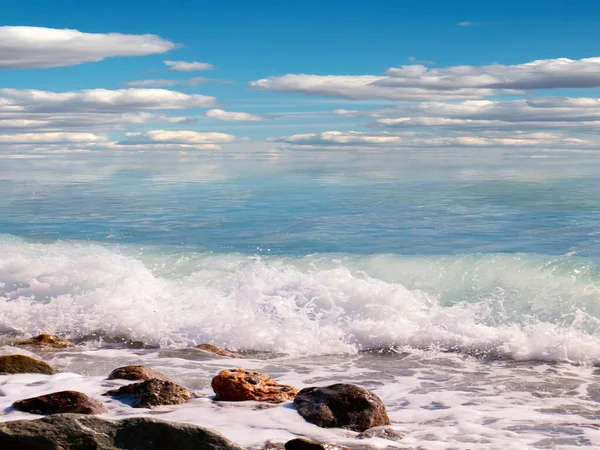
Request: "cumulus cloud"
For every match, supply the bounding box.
[251,57,600,101]
[380,58,600,90]
[0,129,242,154]
[268,130,592,150]
[0,26,177,69]
[0,88,216,136]
[336,98,600,131]
[117,130,238,149]
[205,108,271,122]
[250,74,492,101]
[0,132,108,144]
[0,88,216,113]
[164,60,215,72]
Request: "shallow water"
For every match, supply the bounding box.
[2,149,600,447]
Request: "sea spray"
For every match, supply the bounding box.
[2,234,600,362]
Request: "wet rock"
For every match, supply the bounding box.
[0,354,58,375]
[262,442,286,450]
[356,426,405,441]
[285,438,349,450]
[196,343,243,358]
[13,390,107,415]
[14,334,74,350]
[104,378,194,408]
[0,413,244,450]
[107,365,173,382]
[74,331,150,349]
[211,368,297,403]
[293,383,391,432]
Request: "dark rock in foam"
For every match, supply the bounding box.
[293,383,391,432]
[0,413,244,450]
[104,378,194,408]
[12,390,107,415]
[0,354,58,375]
[284,438,349,450]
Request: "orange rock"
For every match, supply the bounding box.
[195,343,243,359]
[211,368,297,403]
[15,334,74,349]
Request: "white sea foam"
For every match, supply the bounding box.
[2,235,600,363]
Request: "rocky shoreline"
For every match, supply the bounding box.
[0,334,403,449]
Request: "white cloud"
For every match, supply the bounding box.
[0,88,216,113]
[250,74,492,101]
[205,109,270,122]
[124,79,180,87]
[0,26,177,69]
[161,116,198,124]
[340,98,600,131]
[268,131,404,148]
[251,57,600,101]
[0,132,108,144]
[124,77,226,88]
[380,58,600,90]
[457,21,477,27]
[268,130,593,150]
[164,60,215,72]
[117,130,238,149]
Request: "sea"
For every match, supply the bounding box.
[2,147,600,449]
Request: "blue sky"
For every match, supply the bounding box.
[2,0,600,154]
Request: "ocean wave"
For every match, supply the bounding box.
[2,234,600,362]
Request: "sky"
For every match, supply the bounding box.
[2,0,600,156]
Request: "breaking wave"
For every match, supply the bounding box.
[2,234,600,362]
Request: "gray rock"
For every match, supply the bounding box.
[356,426,405,441]
[0,413,244,450]
[104,378,194,408]
[12,390,107,415]
[293,383,391,432]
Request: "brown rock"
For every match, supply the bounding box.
[107,365,173,382]
[293,384,391,432]
[284,439,349,450]
[14,334,74,350]
[196,343,243,359]
[104,378,194,408]
[12,390,107,415]
[0,355,58,375]
[211,368,297,403]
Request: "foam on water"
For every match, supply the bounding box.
[3,234,600,362]
[2,348,600,449]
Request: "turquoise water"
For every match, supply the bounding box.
[2,149,600,256]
